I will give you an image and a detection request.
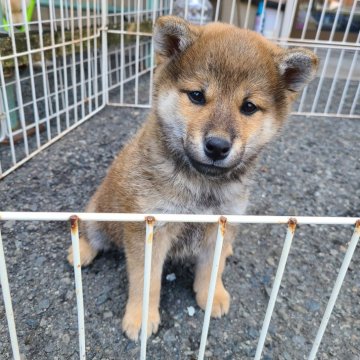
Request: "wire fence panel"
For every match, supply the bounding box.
[105,0,360,119]
[0,213,359,359]
[0,0,106,178]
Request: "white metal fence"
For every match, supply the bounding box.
[0,0,360,359]
[1,213,359,359]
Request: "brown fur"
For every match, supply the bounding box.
[67,16,318,341]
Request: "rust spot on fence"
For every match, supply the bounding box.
[219,216,227,237]
[288,218,297,234]
[145,216,155,244]
[145,216,155,225]
[70,215,79,235]
[355,220,360,234]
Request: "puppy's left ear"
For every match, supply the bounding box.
[154,16,200,58]
[278,48,319,92]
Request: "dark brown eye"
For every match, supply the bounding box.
[187,91,205,105]
[241,101,258,115]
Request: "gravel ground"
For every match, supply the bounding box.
[0,92,360,359]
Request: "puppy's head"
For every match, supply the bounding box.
[153,16,318,178]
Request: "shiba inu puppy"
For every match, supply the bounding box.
[67,16,318,341]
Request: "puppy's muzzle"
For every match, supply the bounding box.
[204,137,232,161]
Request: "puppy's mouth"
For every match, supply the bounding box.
[187,155,233,177]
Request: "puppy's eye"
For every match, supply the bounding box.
[240,101,258,115]
[187,91,205,105]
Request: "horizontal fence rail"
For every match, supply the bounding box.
[1,212,359,360]
[1,212,360,224]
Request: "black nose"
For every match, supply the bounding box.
[204,137,232,161]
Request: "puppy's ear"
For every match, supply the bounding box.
[278,48,319,92]
[154,16,199,58]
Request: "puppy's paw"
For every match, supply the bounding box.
[196,285,230,318]
[122,304,160,341]
[67,237,98,267]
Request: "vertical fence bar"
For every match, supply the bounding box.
[35,0,52,139]
[101,0,109,105]
[148,0,157,106]
[298,0,329,114]
[280,0,297,39]
[184,0,189,21]
[324,50,345,114]
[70,216,86,360]
[140,216,155,360]
[314,0,328,40]
[310,49,331,114]
[169,0,174,15]
[300,0,314,39]
[199,0,206,25]
[119,0,125,104]
[21,0,41,148]
[350,82,360,115]
[254,218,297,360]
[134,0,141,105]
[308,220,360,360]
[0,92,5,145]
[229,0,236,25]
[59,0,70,129]
[198,216,227,360]
[86,0,93,114]
[214,0,221,22]
[0,63,17,165]
[49,0,61,135]
[272,0,283,38]
[70,0,78,123]
[77,0,86,120]
[93,0,99,109]
[243,0,252,29]
[337,38,359,114]
[0,229,21,360]
[341,0,357,44]
[258,0,268,34]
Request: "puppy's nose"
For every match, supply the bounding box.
[204,137,232,161]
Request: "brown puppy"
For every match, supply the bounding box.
[67,16,318,341]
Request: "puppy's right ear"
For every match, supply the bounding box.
[154,16,199,58]
[277,48,319,92]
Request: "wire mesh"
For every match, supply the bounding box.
[0,0,106,178]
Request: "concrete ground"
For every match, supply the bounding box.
[0,100,359,359]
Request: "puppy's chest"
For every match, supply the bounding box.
[152,177,249,215]
[163,181,249,215]
[168,223,208,259]
[157,184,248,259]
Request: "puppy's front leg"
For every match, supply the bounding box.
[194,224,235,318]
[122,225,171,341]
